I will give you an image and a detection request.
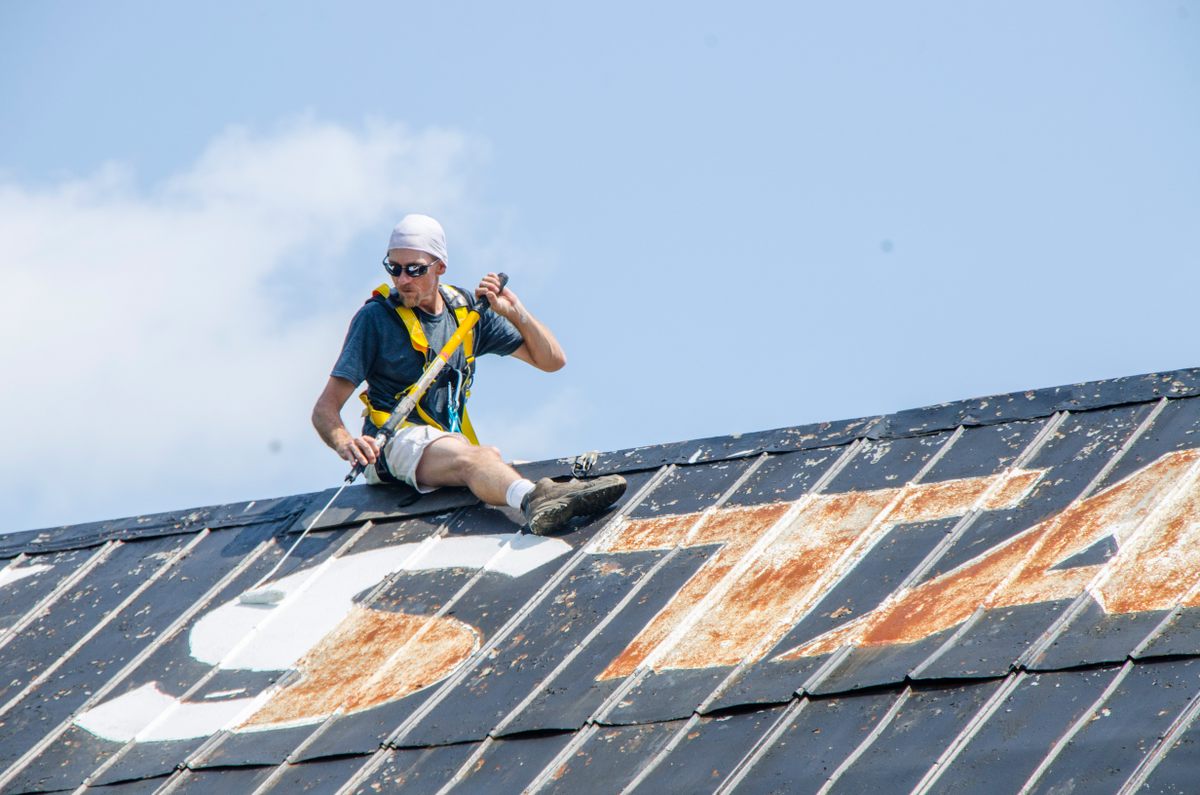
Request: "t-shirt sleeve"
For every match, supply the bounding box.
[474,308,525,357]
[330,304,380,385]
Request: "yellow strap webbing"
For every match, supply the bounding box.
[366,282,480,444]
[359,391,481,446]
[372,283,475,363]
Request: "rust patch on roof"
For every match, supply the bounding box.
[595,468,1041,678]
[241,605,479,728]
[779,448,1200,659]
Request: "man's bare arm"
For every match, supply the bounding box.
[312,376,380,466]
[475,272,567,373]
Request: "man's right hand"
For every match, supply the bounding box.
[337,435,381,467]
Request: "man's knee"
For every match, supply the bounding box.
[416,435,501,485]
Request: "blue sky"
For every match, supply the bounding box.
[1,1,1197,533]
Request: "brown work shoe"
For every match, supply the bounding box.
[521,475,628,535]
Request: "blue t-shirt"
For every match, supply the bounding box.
[331,285,524,435]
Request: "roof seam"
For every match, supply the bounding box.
[76,534,282,789]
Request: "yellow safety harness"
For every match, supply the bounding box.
[358,283,481,445]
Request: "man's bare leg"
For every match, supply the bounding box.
[414,434,628,535]
[414,435,523,505]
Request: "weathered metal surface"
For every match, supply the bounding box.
[5,371,1200,793]
[924,668,1123,794]
[347,743,479,794]
[0,547,96,636]
[79,526,353,787]
[630,705,786,792]
[2,522,281,793]
[733,690,903,793]
[827,681,1005,792]
[539,720,686,794]
[450,734,575,794]
[1023,658,1200,794]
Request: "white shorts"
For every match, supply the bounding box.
[363,425,464,492]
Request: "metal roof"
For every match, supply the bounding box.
[4,368,1200,793]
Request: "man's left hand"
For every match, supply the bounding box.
[476,272,523,323]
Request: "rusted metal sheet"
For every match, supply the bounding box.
[398,548,665,746]
[293,479,653,759]
[809,405,1153,694]
[189,513,469,768]
[6,371,1200,793]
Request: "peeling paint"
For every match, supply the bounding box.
[72,533,568,742]
[594,469,1041,677]
[779,448,1200,658]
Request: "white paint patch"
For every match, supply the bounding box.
[0,563,52,589]
[73,532,569,743]
[192,533,568,671]
[74,682,256,743]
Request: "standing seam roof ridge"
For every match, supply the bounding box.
[145,519,382,792]
[1016,659,1136,794]
[4,533,275,792]
[687,432,965,722]
[249,506,505,792]
[73,535,280,790]
[1116,676,1200,794]
[454,460,764,794]
[910,399,1173,682]
[0,534,206,722]
[336,465,677,795]
[795,414,1066,698]
[0,542,116,653]
[520,446,859,792]
[10,368,1200,793]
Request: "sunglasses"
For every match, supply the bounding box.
[382,257,438,278]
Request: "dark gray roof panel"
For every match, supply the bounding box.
[347,743,478,794]
[2,368,1200,793]
[1024,658,1200,794]
[449,734,575,795]
[927,668,1123,794]
[736,691,902,794]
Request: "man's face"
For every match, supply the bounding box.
[385,248,446,310]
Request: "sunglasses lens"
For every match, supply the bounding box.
[383,260,431,277]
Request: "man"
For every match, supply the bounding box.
[313,213,626,535]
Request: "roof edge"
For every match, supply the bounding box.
[5,366,1198,556]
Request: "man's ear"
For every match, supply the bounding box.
[436,260,448,276]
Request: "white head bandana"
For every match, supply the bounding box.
[388,214,448,263]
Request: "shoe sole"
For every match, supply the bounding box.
[528,478,627,536]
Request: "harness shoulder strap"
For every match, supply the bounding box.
[363,283,481,446]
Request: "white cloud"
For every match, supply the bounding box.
[0,117,489,533]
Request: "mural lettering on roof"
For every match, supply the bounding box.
[65,447,1200,743]
[593,447,1200,675]
[72,533,571,742]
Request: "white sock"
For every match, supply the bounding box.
[505,478,536,510]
